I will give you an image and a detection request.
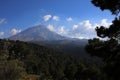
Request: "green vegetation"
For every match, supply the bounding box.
[0,39,102,80]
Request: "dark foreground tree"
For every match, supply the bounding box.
[86,0,120,80]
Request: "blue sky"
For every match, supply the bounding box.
[0,0,115,39]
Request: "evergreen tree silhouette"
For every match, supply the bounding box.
[86,0,120,80]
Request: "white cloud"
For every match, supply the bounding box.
[67,17,73,22]
[0,32,4,36]
[53,16,59,21]
[100,19,112,27]
[58,26,67,35]
[72,24,78,30]
[47,24,54,31]
[69,20,97,39]
[47,24,68,35]
[43,15,52,21]
[84,20,92,29]
[0,18,7,24]
[79,20,93,29]
[44,18,111,39]
[10,28,21,35]
[69,19,111,39]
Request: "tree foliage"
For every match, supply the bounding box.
[0,39,102,80]
[91,0,120,15]
[86,0,120,80]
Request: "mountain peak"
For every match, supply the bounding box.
[9,25,66,41]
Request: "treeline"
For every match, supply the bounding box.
[0,39,103,80]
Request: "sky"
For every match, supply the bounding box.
[0,0,115,39]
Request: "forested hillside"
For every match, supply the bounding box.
[0,39,103,80]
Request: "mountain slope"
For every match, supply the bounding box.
[9,25,65,41]
[9,25,89,57]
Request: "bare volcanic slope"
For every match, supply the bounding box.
[9,25,66,41]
